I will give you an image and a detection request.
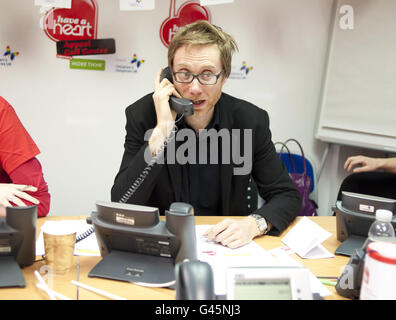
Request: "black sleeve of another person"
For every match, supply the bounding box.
[111,93,166,205]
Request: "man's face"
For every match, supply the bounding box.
[172,44,226,122]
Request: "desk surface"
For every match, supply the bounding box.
[0,216,349,300]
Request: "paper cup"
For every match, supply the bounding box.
[360,241,396,300]
[42,221,76,274]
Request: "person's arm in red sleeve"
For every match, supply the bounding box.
[8,157,51,217]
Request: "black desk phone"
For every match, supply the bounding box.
[335,246,365,299]
[160,66,194,116]
[0,206,37,288]
[87,201,199,286]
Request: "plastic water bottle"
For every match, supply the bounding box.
[361,210,396,300]
[367,209,395,243]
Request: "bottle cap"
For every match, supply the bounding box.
[375,209,393,222]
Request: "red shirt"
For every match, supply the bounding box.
[0,96,50,217]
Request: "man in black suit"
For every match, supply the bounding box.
[111,21,301,248]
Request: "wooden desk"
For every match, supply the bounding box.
[0,216,349,300]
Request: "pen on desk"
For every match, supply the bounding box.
[320,279,337,286]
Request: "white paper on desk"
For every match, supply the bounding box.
[269,245,295,257]
[36,220,100,257]
[196,225,271,258]
[281,217,334,259]
[196,225,276,295]
[272,256,332,297]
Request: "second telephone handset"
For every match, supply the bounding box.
[160,67,194,116]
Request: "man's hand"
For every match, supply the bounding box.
[152,68,180,123]
[203,217,260,249]
[149,69,181,155]
[0,183,39,217]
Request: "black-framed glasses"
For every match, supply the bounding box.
[173,70,224,85]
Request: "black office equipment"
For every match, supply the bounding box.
[336,171,396,202]
[175,260,215,300]
[335,247,365,299]
[333,191,396,256]
[87,201,197,286]
[0,206,37,288]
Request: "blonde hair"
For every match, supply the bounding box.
[168,20,238,78]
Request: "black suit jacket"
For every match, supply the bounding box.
[111,92,301,235]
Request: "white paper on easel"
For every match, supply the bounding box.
[120,0,155,11]
[281,217,334,259]
[200,0,233,6]
[34,0,71,8]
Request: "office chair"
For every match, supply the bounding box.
[336,171,396,201]
[275,140,318,206]
[247,139,319,215]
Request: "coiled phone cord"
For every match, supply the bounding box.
[75,116,182,243]
[75,227,95,243]
[119,122,179,203]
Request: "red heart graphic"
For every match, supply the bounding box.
[160,0,211,48]
[43,0,98,42]
[179,3,210,26]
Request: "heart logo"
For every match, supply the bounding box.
[43,0,98,42]
[160,0,211,48]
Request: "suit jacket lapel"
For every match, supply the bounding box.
[218,93,234,216]
[166,125,183,202]
[220,160,233,216]
[167,163,181,201]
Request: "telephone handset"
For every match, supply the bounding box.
[175,260,215,300]
[160,67,194,116]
